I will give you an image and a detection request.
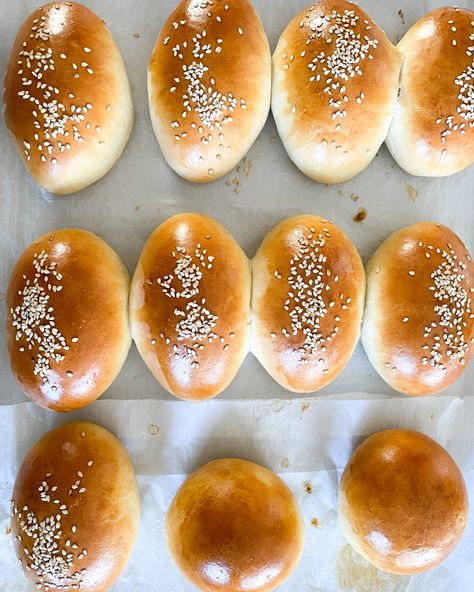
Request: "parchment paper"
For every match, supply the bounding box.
[0,0,473,590]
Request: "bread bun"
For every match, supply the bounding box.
[130,213,251,400]
[11,421,140,592]
[339,429,468,574]
[166,458,303,591]
[362,222,474,396]
[386,7,474,177]
[272,0,401,184]
[148,0,271,182]
[251,215,365,392]
[6,229,130,411]
[4,1,133,195]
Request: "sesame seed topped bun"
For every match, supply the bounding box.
[147,0,271,183]
[11,421,140,592]
[386,6,474,177]
[3,1,133,195]
[129,213,251,400]
[166,458,304,592]
[339,429,468,574]
[6,229,131,411]
[251,215,365,393]
[362,222,474,396]
[271,0,401,184]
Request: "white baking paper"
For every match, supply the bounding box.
[0,0,473,590]
[0,397,473,591]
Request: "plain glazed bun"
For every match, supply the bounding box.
[251,215,365,392]
[386,6,474,177]
[272,0,401,184]
[11,421,140,592]
[6,229,131,411]
[130,213,251,400]
[362,222,474,396]
[148,0,271,182]
[339,429,468,574]
[166,458,304,591]
[3,1,133,195]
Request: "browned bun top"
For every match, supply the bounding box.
[3,1,133,194]
[148,0,271,182]
[11,421,140,592]
[272,0,401,184]
[6,229,130,411]
[129,213,251,400]
[386,6,474,176]
[339,429,468,575]
[362,222,474,396]
[166,458,304,592]
[251,215,365,392]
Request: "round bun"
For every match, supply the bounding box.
[362,222,474,396]
[6,229,130,411]
[166,458,303,591]
[386,6,474,177]
[251,215,365,392]
[11,421,140,592]
[272,0,401,184]
[338,429,468,574]
[148,0,271,183]
[4,1,133,195]
[130,213,251,400]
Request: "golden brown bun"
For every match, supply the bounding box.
[166,458,304,592]
[4,1,133,195]
[11,421,140,592]
[148,0,271,183]
[251,215,365,392]
[386,7,474,177]
[339,429,468,575]
[362,222,474,396]
[272,0,401,184]
[130,213,251,400]
[6,229,131,411]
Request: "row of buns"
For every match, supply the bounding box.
[11,422,468,591]
[4,1,474,194]
[6,213,474,410]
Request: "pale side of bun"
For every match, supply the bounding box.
[130,213,251,400]
[11,421,140,592]
[339,429,468,575]
[272,0,401,184]
[251,215,365,392]
[166,458,304,592]
[3,1,133,194]
[362,222,474,396]
[148,0,271,183]
[386,7,474,177]
[6,229,131,411]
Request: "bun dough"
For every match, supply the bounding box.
[166,458,304,591]
[6,229,130,411]
[339,429,468,574]
[11,422,140,591]
[4,1,133,194]
[148,0,271,182]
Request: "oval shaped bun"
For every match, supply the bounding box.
[251,215,365,392]
[362,222,474,396]
[130,213,251,400]
[272,0,401,184]
[6,229,131,411]
[166,458,303,591]
[4,1,133,195]
[148,0,271,182]
[11,421,140,592]
[339,429,468,575]
[386,7,474,177]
